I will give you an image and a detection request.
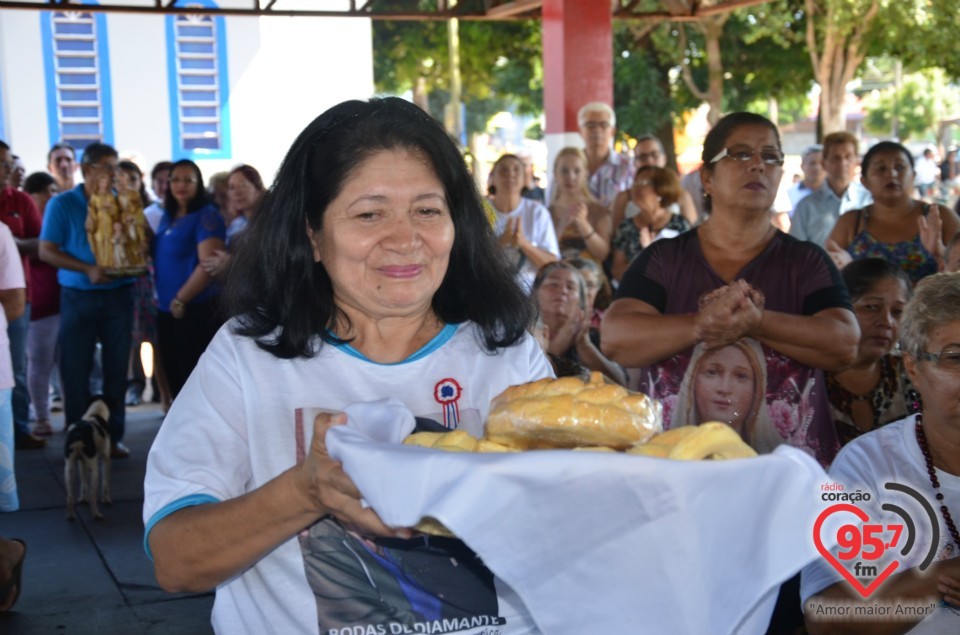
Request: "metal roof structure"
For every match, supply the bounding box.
[0,0,774,22]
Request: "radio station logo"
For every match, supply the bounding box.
[814,481,944,598]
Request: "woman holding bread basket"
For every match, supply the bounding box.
[144,98,553,635]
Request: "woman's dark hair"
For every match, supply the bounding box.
[700,112,781,213]
[226,97,533,359]
[842,257,912,302]
[118,160,151,207]
[163,159,209,218]
[23,171,56,195]
[151,161,174,180]
[701,112,781,165]
[861,141,914,175]
[229,164,266,194]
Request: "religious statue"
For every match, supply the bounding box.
[85,173,148,276]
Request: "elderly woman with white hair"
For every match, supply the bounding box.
[803,272,960,635]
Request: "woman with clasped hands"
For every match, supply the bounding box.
[601,112,859,466]
[143,98,552,635]
[489,153,559,291]
[802,272,960,635]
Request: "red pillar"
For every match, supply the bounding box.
[542,0,613,141]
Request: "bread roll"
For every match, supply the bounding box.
[484,372,662,450]
[628,422,756,460]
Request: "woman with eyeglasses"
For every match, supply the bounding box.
[602,111,859,466]
[153,159,226,399]
[802,272,960,635]
[826,141,960,284]
[609,165,690,283]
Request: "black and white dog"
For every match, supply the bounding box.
[64,396,113,521]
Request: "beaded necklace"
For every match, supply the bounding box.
[914,414,960,550]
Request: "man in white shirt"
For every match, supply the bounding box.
[787,144,824,212]
[578,102,632,208]
[790,131,872,247]
[914,147,939,201]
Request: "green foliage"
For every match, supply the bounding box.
[862,68,960,141]
[612,23,676,138]
[721,0,813,112]
[373,19,542,135]
[866,0,960,79]
[524,120,544,141]
[613,0,813,134]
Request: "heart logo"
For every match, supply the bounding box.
[813,503,900,598]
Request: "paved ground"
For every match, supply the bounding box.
[0,402,214,634]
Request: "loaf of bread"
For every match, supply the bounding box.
[484,372,662,450]
[628,422,757,460]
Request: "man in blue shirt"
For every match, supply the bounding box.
[789,131,872,248]
[39,143,134,458]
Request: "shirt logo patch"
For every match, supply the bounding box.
[433,378,462,429]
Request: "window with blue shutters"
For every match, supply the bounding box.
[166,4,231,159]
[42,9,114,151]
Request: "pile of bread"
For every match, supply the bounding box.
[404,372,757,461]
[403,373,756,536]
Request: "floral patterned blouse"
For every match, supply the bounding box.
[846,205,939,284]
[826,353,921,447]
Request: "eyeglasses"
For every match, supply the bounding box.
[917,347,960,372]
[710,146,784,167]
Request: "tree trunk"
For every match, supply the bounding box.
[818,88,844,136]
[467,132,485,193]
[413,76,429,112]
[702,15,728,127]
[806,0,880,137]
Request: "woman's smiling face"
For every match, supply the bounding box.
[309,148,455,322]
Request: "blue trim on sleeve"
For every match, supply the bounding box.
[333,323,459,366]
[143,493,219,560]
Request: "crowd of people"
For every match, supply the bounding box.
[0,95,959,633]
[0,140,267,477]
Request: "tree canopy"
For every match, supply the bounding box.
[373,1,960,148]
[373,19,542,136]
